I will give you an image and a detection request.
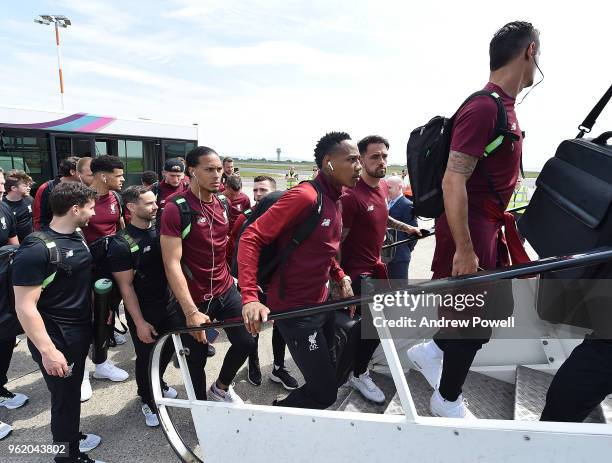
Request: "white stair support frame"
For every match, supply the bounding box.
[171,333,197,401]
[369,301,418,421]
[539,337,568,369]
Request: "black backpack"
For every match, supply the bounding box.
[0,232,67,339]
[406,90,521,218]
[230,180,323,295]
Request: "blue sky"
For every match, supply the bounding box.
[1,0,610,168]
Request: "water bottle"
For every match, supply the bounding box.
[92,278,113,364]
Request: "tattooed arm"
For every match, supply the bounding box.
[442,150,479,276]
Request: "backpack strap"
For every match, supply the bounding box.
[170,194,197,280]
[171,195,194,240]
[455,90,520,157]
[115,229,142,278]
[151,182,160,199]
[259,180,323,298]
[110,190,123,221]
[28,231,65,289]
[455,90,521,211]
[215,193,231,218]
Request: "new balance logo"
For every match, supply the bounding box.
[143,245,151,253]
[367,205,374,212]
[321,219,331,227]
[65,250,74,258]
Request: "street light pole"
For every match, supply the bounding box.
[54,22,65,110]
[34,15,71,111]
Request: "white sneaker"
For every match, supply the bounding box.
[81,370,93,402]
[430,389,476,419]
[141,403,160,427]
[0,421,12,440]
[113,332,127,346]
[407,341,443,389]
[162,385,178,399]
[209,382,244,405]
[93,360,129,382]
[348,371,385,404]
[0,387,28,409]
[79,433,102,452]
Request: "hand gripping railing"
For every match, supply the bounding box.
[150,245,612,463]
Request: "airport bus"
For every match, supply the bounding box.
[0,106,198,191]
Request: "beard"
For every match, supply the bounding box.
[366,167,386,179]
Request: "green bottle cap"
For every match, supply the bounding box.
[94,278,113,295]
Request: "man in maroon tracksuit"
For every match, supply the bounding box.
[239,132,361,409]
[223,175,252,233]
[152,158,190,222]
[340,135,420,404]
[407,21,539,418]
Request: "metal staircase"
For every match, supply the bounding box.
[332,367,612,424]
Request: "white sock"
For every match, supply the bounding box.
[424,340,443,358]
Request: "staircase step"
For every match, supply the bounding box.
[394,369,514,419]
[384,392,403,415]
[329,384,353,411]
[337,371,396,413]
[514,365,606,423]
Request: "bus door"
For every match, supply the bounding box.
[50,134,95,177]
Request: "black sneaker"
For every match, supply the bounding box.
[206,344,216,357]
[76,451,104,463]
[270,366,298,390]
[247,354,262,386]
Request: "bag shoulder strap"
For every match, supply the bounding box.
[115,229,142,274]
[577,84,612,138]
[110,190,123,218]
[28,231,64,289]
[215,193,231,217]
[454,90,520,157]
[151,182,160,198]
[171,194,195,240]
[259,180,323,294]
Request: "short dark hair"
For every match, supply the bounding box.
[225,175,242,191]
[186,146,218,172]
[253,175,276,188]
[490,21,539,71]
[91,155,124,174]
[59,157,79,177]
[357,135,389,156]
[314,132,352,169]
[122,185,150,205]
[223,157,234,166]
[49,182,97,216]
[141,170,158,186]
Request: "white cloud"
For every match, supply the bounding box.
[203,41,363,74]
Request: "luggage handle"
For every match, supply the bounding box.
[577,83,612,138]
[592,131,612,145]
